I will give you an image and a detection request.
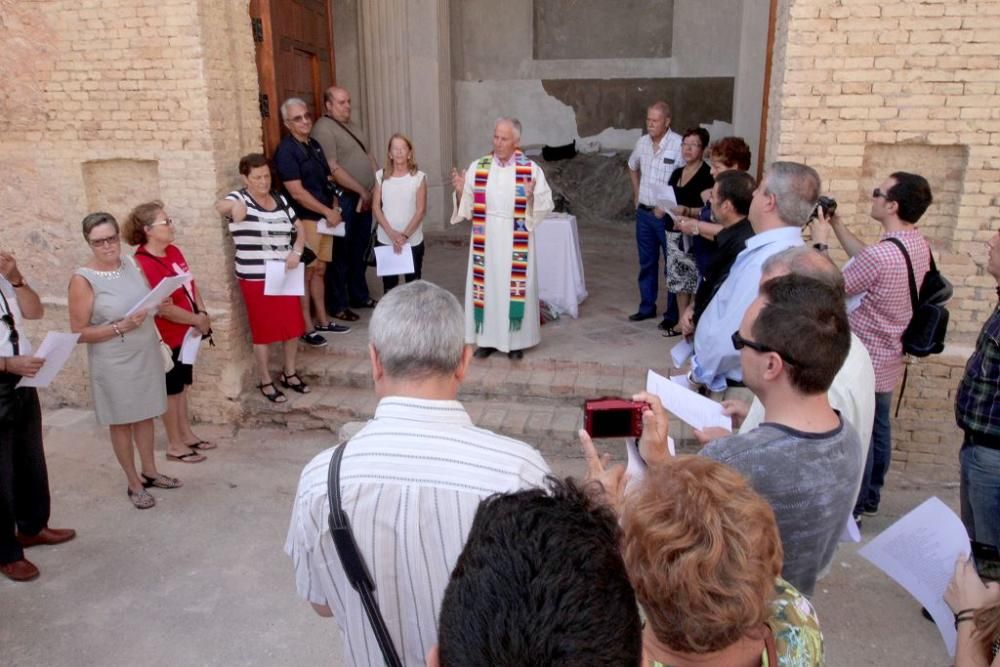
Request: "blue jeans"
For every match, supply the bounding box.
[855,391,893,513]
[960,435,1000,548]
[635,207,677,321]
[326,191,373,313]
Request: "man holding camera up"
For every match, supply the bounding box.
[812,172,932,521]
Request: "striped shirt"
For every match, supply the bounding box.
[225,189,297,280]
[284,396,551,666]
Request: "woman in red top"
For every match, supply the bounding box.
[125,201,213,463]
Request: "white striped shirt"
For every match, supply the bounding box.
[225,189,297,280]
[284,396,551,666]
[627,129,683,207]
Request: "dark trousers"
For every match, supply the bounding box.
[377,241,425,292]
[634,207,678,323]
[0,382,50,564]
[326,191,373,314]
[855,391,893,513]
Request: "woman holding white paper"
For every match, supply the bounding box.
[126,201,212,464]
[372,133,426,292]
[68,212,174,510]
[215,153,311,404]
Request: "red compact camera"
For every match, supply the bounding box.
[583,397,648,439]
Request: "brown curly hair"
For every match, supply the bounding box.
[122,200,165,246]
[708,136,752,171]
[621,455,783,654]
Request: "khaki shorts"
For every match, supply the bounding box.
[301,218,333,264]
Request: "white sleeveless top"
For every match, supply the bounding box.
[375,169,426,246]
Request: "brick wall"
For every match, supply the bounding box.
[0,0,262,423]
[767,0,1000,478]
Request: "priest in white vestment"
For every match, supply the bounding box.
[450,118,553,360]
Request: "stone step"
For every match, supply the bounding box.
[239,384,588,459]
[293,344,652,406]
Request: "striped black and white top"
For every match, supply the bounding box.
[225,189,296,280]
[284,396,551,666]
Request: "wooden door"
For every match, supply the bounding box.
[249,0,336,157]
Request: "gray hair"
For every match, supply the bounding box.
[763,161,821,228]
[495,117,522,141]
[369,280,465,379]
[81,212,119,240]
[280,97,307,121]
[761,246,845,295]
[648,101,672,118]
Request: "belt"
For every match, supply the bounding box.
[637,203,655,212]
[966,430,1000,450]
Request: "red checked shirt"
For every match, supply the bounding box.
[844,229,930,392]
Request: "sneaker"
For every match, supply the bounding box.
[315,322,351,334]
[300,331,328,347]
[860,505,879,517]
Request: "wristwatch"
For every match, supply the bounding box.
[812,243,829,252]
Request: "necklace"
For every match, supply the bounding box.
[88,259,125,279]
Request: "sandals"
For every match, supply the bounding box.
[351,298,378,309]
[280,372,311,394]
[127,487,156,510]
[332,309,360,322]
[165,450,206,463]
[661,327,681,338]
[258,382,287,403]
[141,473,183,489]
[185,439,217,451]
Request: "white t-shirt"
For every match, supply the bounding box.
[375,169,426,246]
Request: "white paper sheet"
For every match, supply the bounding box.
[374,244,415,277]
[263,261,305,296]
[16,332,81,388]
[623,435,675,496]
[179,327,202,365]
[125,273,191,317]
[317,217,346,237]
[653,184,678,209]
[670,339,694,369]
[645,369,733,432]
[857,497,970,656]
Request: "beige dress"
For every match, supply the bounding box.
[74,258,167,425]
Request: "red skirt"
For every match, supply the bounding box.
[239,279,306,345]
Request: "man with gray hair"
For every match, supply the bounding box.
[688,161,818,396]
[285,280,550,665]
[450,117,553,360]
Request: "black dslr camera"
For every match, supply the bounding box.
[809,196,837,222]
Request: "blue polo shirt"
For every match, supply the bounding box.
[274,134,333,221]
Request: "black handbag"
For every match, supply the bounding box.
[363,225,378,267]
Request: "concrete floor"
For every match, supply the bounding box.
[1,408,958,666]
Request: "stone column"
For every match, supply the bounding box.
[354,0,453,229]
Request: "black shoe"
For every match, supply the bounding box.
[657,319,678,331]
[508,349,523,360]
[473,347,496,359]
[315,322,351,334]
[350,298,378,309]
[300,331,328,347]
[628,311,656,322]
[860,505,879,517]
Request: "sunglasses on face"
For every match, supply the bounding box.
[149,218,175,228]
[873,188,891,200]
[731,330,797,366]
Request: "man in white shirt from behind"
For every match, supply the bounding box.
[285,280,550,666]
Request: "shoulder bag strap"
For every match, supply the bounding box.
[135,248,199,314]
[326,443,403,667]
[763,623,779,667]
[330,117,368,154]
[0,287,19,355]
[883,237,919,313]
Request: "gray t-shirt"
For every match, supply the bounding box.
[701,415,862,596]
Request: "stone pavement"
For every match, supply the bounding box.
[1,409,958,666]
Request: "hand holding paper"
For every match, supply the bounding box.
[16,332,81,388]
[645,369,732,433]
[374,244,415,277]
[264,261,305,296]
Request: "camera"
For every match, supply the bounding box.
[809,196,837,222]
[583,397,649,439]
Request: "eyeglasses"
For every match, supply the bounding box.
[681,142,703,148]
[288,112,312,123]
[731,330,798,366]
[872,188,890,200]
[149,218,174,227]
[89,234,120,248]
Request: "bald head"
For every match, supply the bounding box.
[760,246,845,295]
[324,86,352,122]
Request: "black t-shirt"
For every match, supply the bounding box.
[693,218,755,326]
[669,161,715,209]
[273,134,333,220]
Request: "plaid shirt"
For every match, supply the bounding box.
[628,130,682,207]
[844,229,930,392]
[956,299,1000,439]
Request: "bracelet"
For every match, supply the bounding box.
[954,607,979,618]
[111,321,125,341]
[955,614,976,628]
